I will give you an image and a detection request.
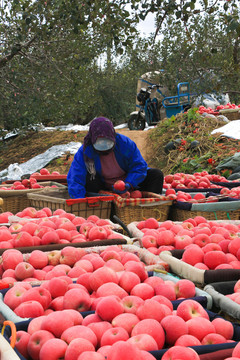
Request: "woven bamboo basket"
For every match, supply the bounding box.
[169,206,240,221]
[112,191,172,224]
[27,188,114,219]
[219,108,240,120]
[0,182,66,214]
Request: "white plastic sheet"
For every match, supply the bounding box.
[0,141,81,181]
[211,119,240,139]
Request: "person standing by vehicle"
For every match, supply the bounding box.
[67,117,164,198]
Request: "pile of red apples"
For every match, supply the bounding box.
[0,210,124,249]
[163,171,229,190]
[0,178,59,190]
[166,189,219,203]
[166,187,240,202]
[138,217,240,271]
[2,244,236,360]
[31,168,63,177]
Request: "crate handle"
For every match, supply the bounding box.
[142,208,167,221]
[1,321,16,348]
[66,196,114,206]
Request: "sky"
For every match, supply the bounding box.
[137,12,156,37]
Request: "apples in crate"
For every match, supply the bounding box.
[163,171,227,190]
[10,297,238,360]
[0,209,125,249]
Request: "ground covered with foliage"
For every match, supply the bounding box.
[148,109,240,177]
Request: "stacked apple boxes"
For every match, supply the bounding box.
[1,243,240,360]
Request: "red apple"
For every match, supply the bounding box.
[39,338,68,360]
[161,345,200,360]
[113,180,126,191]
[27,330,55,360]
[14,330,31,358]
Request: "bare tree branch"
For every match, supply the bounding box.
[0,36,37,69]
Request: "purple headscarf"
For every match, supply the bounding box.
[83,117,116,151]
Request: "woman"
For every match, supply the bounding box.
[67,117,164,198]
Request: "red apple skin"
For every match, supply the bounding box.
[130,283,155,300]
[182,245,204,266]
[124,261,148,282]
[212,317,234,340]
[154,283,176,301]
[64,338,95,360]
[89,266,118,292]
[131,318,165,350]
[96,282,128,299]
[60,325,97,347]
[176,299,209,321]
[100,326,129,346]
[78,352,105,360]
[40,310,75,338]
[113,180,126,191]
[130,190,142,198]
[201,332,227,345]
[4,285,28,310]
[2,249,23,270]
[136,299,166,322]
[21,287,52,310]
[88,321,113,347]
[107,340,143,360]
[27,330,55,360]
[39,338,68,360]
[161,315,188,345]
[15,300,45,318]
[27,315,47,335]
[174,279,196,299]
[14,330,31,358]
[63,288,91,312]
[186,317,216,342]
[175,334,202,346]
[112,313,140,335]
[127,333,158,351]
[48,277,69,298]
[203,250,228,269]
[96,295,124,322]
[121,295,144,314]
[161,345,200,360]
[233,342,240,357]
[14,261,35,280]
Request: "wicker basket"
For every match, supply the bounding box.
[0,182,66,214]
[219,108,240,120]
[169,206,240,221]
[27,188,114,219]
[112,191,172,224]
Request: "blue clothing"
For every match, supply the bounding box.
[67,133,148,198]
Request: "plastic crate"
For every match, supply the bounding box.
[159,249,240,286]
[204,281,240,321]
[29,174,67,185]
[27,188,114,219]
[2,310,240,360]
[0,182,66,214]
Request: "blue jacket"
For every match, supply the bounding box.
[67,133,148,198]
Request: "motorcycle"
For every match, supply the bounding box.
[128,84,162,131]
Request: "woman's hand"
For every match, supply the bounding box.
[111,183,131,194]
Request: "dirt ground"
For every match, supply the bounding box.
[0,127,154,176]
[116,129,154,162]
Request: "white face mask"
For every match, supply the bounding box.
[93,138,115,151]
